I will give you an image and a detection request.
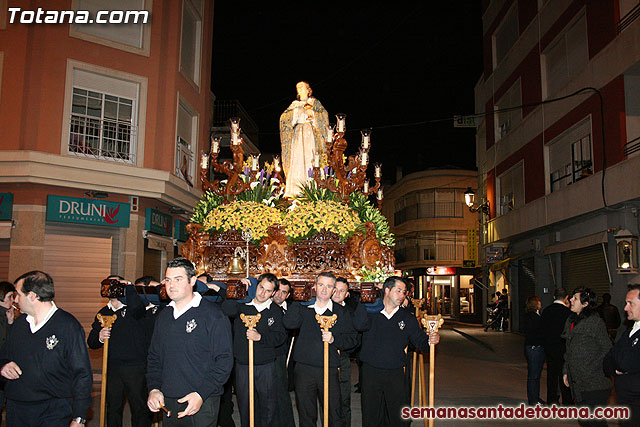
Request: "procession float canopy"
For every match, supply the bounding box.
[181,84,395,300]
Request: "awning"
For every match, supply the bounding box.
[543,231,608,255]
[489,251,529,272]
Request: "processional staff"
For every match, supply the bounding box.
[240,312,261,427]
[315,313,337,427]
[422,314,444,427]
[97,314,117,427]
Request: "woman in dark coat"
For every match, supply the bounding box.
[524,296,545,405]
[562,287,612,426]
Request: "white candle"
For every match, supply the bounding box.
[375,163,382,178]
[212,137,219,153]
[363,179,369,194]
[313,152,320,168]
[230,117,240,133]
[231,132,238,145]
[361,129,371,149]
[201,152,209,169]
[377,188,383,200]
[336,114,346,133]
[327,126,334,142]
[360,151,368,166]
[273,156,280,172]
[251,156,259,171]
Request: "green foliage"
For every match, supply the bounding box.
[190,191,223,224]
[235,182,279,206]
[349,192,395,247]
[297,181,340,202]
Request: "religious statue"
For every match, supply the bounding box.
[279,81,329,198]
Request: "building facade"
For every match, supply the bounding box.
[382,169,481,322]
[0,0,214,347]
[475,0,640,332]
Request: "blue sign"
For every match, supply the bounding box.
[145,208,173,237]
[0,193,13,221]
[46,195,130,227]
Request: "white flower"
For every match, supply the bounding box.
[250,181,259,190]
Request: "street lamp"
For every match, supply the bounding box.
[615,229,638,274]
[464,187,490,218]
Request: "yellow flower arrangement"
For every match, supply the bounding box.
[282,200,360,242]
[203,200,282,242]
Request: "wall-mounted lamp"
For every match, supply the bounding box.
[615,229,638,274]
[464,187,490,218]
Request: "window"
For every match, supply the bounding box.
[492,4,519,69]
[394,231,468,263]
[180,0,203,88]
[70,0,151,56]
[176,97,198,186]
[497,161,524,216]
[70,88,135,162]
[495,79,522,141]
[548,118,592,192]
[395,189,465,226]
[542,12,588,98]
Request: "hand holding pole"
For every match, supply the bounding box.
[97,314,117,427]
[240,313,261,427]
[422,314,444,427]
[316,314,337,427]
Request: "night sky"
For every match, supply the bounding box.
[211,2,483,183]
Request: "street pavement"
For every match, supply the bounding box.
[85,324,623,426]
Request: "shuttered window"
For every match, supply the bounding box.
[561,244,610,298]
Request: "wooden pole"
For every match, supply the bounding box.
[410,351,417,405]
[421,314,444,427]
[240,313,261,427]
[410,298,424,407]
[316,314,337,427]
[96,314,117,427]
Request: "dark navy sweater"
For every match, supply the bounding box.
[0,308,93,419]
[282,301,357,368]
[146,297,233,400]
[604,327,640,402]
[222,300,286,365]
[359,308,430,369]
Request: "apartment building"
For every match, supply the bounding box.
[475,0,640,331]
[0,0,214,341]
[383,169,480,322]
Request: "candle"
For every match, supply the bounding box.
[201,152,209,169]
[212,136,220,153]
[320,168,325,180]
[251,155,259,171]
[231,131,239,145]
[377,188,383,200]
[361,129,371,149]
[375,163,382,178]
[273,156,281,172]
[230,117,240,133]
[327,125,334,142]
[360,151,368,166]
[363,179,369,194]
[336,114,346,133]
[313,152,320,168]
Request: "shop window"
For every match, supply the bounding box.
[542,12,588,99]
[494,79,521,141]
[180,0,203,88]
[70,0,151,56]
[548,118,592,192]
[176,97,198,186]
[459,275,475,314]
[497,161,524,216]
[492,3,519,69]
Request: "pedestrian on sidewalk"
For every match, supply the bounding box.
[596,293,621,344]
[541,287,573,405]
[562,287,611,427]
[524,296,545,405]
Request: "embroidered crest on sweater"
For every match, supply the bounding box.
[268,317,274,326]
[398,321,406,330]
[121,308,127,318]
[186,319,197,333]
[46,335,59,350]
[633,337,638,347]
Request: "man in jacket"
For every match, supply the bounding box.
[541,287,572,405]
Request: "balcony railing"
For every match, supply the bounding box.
[624,135,640,157]
[394,202,464,225]
[69,116,137,164]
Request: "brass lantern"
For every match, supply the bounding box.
[615,229,638,274]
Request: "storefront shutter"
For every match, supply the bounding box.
[561,244,610,298]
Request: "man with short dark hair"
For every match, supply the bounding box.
[604,283,640,426]
[147,257,233,426]
[0,281,15,417]
[0,271,92,426]
[88,275,151,427]
[541,287,572,405]
[358,276,439,427]
[272,278,295,427]
[283,272,358,427]
[597,292,622,343]
[222,273,286,426]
